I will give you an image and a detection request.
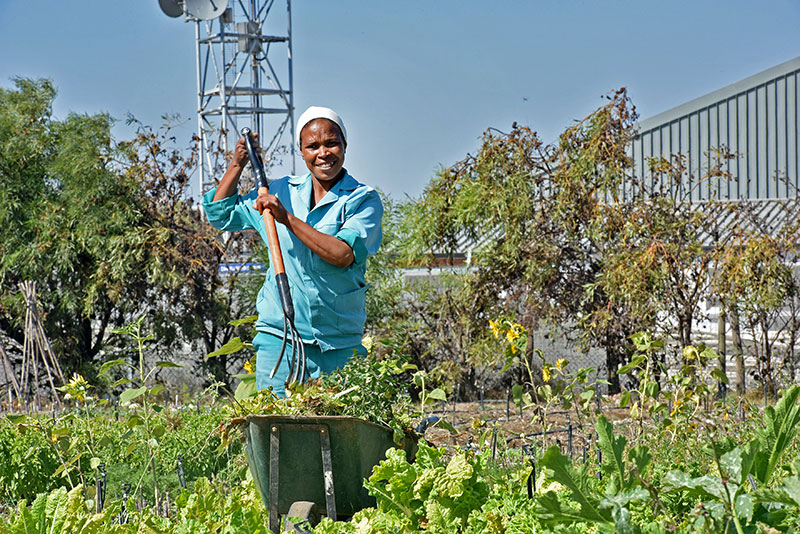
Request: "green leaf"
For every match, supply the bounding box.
[511,384,524,405]
[153,425,166,438]
[719,441,758,486]
[644,380,659,399]
[366,447,418,518]
[538,445,611,524]
[599,487,649,510]
[207,337,247,359]
[229,315,258,326]
[119,386,147,404]
[127,414,144,428]
[90,457,101,470]
[756,476,800,508]
[618,356,645,375]
[663,470,728,502]
[753,385,800,485]
[537,491,605,524]
[113,378,134,388]
[155,361,182,368]
[596,415,629,491]
[6,414,26,424]
[428,388,447,402]
[619,391,631,408]
[412,371,426,388]
[710,368,729,384]
[610,504,639,534]
[734,493,754,522]
[98,358,129,377]
[629,445,652,478]
[149,384,164,396]
[45,486,70,533]
[234,373,257,400]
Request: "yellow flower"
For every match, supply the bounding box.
[68,373,89,389]
[671,398,683,417]
[489,319,501,339]
[66,373,90,402]
[506,322,525,344]
[556,358,567,371]
[243,360,254,374]
[362,335,374,353]
[506,328,520,344]
[542,366,551,383]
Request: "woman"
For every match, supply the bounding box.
[202,106,383,396]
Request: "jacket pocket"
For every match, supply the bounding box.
[335,284,369,334]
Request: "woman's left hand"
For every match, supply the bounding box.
[253,191,290,225]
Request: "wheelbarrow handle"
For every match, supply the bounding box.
[242,128,295,323]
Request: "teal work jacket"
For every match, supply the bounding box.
[202,171,383,351]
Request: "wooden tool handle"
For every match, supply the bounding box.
[258,186,286,275]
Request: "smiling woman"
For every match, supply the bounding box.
[202,106,384,396]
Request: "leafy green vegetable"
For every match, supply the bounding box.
[752,385,800,485]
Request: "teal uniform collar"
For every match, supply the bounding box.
[288,171,359,212]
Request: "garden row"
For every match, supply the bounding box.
[3,346,800,533]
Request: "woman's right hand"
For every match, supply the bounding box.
[213,133,260,201]
[232,132,259,168]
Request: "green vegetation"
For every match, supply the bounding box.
[5,381,800,532]
[5,76,800,533]
[227,351,418,445]
[0,78,260,387]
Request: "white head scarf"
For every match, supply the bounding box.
[296,106,347,148]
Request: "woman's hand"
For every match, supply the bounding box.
[253,191,354,267]
[233,132,260,167]
[213,133,259,201]
[253,191,290,226]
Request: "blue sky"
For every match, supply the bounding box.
[0,1,798,200]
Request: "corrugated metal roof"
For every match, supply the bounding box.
[632,56,800,201]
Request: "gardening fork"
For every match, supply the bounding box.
[241,128,307,387]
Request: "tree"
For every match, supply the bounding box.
[0,78,257,387]
[714,221,799,398]
[400,90,645,393]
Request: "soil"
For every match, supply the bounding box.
[418,398,632,457]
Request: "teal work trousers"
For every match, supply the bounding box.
[253,332,365,397]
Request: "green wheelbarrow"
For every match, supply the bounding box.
[243,414,417,533]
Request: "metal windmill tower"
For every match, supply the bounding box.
[159,0,295,197]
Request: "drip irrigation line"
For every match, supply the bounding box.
[176,454,187,489]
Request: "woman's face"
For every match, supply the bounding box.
[299,118,346,182]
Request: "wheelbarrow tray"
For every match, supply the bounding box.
[243,414,416,524]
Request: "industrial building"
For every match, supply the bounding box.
[632,56,800,202]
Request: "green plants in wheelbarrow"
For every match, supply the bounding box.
[221,351,419,532]
[224,351,418,445]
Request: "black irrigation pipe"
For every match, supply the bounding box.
[120,483,131,524]
[521,443,536,498]
[176,454,187,489]
[95,463,107,513]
